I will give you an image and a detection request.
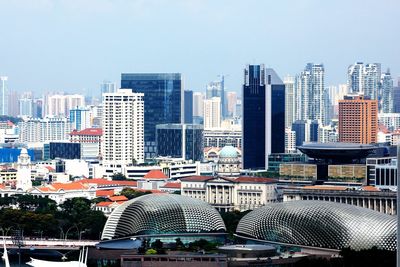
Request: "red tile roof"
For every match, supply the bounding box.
[70,128,103,136]
[143,170,168,180]
[161,182,181,189]
[79,178,137,187]
[96,201,114,207]
[44,166,55,172]
[303,185,348,191]
[96,190,115,197]
[108,195,128,202]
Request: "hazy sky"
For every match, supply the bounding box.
[0,0,398,96]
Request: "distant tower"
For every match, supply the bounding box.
[0,76,8,116]
[16,148,32,191]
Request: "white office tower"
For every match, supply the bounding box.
[0,76,8,116]
[381,70,394,113]
[284,75,295,128]
[347,62,381,100]
[102,89,144,167]
[203,97,221,129]
[16,148,32,191]
[295,64,325,125]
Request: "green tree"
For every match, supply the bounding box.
[220,210,251,236]
[120,188,151,200]
[111,173,127,181]
[145,249,157,255]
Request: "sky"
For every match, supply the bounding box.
[0,0,398,96]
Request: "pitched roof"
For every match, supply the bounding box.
[79,178,137,187]
[108,195,128,202]
[161,182,181,189]
[44,166,55,172]
[143,170,168,180]
[96,201,114,207]
[70,128,103,136]
[96,190,115,197]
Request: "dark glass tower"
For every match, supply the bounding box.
[184,90,193,124]
[121,73,182,158]
[156,124,203,161]
[243,65,285,170]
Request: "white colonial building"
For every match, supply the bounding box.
[181,175,278,212]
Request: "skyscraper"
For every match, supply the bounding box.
[184,90,193,124]
[226,91,237,118]
[206,76,225,118]
[121,73,182,159]
[294,63,325,125]
[156,124,203,161]
[347,62,381,100]
[381,70,393,113]
[242,65,285,170]
[203,97,221,129]
[100,81,116,95]
[0,77,8,116]
[347,62,364,94]
[339,95,378,144]
[102,89,144,166]
[284,75,295,128]
[393,79,400,113]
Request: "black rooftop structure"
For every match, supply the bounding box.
[297,143,376,164]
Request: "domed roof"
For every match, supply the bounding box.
[20,148,28,155]
[236,201,396,251]
[219,146,238,158]
[101,194,226,240]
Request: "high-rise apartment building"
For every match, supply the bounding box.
[19,97,33,117]
[203,97,221,129]
[242,65,285,170]
[226,92,237,118]
[45,94,85,117]
[394,81,400,113]
[102,89,144,166]
[0,77,8,116]
[284,75,295,128]
[69,107,91,130]
[339,95,378,144]
[121,73,182,159]
[100,81,116,95]
[8,90,19,117]
[381,70,393,113]
[184,90,193,124]
[206,76,225,118]
[294,64,325,125]
[347,62,381,100]
[18,117,72,143]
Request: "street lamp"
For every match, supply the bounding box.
[64,224,79,241]
[11,228,24,267]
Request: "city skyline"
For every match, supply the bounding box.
[0,0,398,94]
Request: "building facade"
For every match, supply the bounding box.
[184,90,193,124]
[156,124,203,161]
[338,95,378,144]
[203,128,242,149]
[69,107,91,131]
[102,89,144,167]
[181,176,278,212]
[121,73,182,159]
[242,65,285,170]
[203,97,221,129]
[18,117,71,143]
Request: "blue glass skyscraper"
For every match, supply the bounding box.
[242,65,285,170]
[121,73,182,158]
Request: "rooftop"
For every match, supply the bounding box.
[70,128,103,136]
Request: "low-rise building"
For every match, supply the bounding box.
[283,185,396,215]
[181,176,278,212]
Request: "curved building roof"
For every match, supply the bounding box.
[219,146,238,158]
[102,194,226,240]
[297,142,376,162]
[236,201,396,251]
